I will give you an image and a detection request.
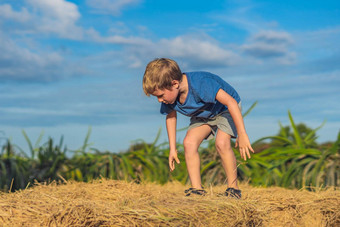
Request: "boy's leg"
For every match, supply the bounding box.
[183,124,211,189]
[215,129,239,189]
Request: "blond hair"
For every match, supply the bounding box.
[143,58,182,96]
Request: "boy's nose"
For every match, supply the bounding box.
[158,97,163,103]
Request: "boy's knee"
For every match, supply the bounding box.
[215,139,232,153]
[183,136,200,151]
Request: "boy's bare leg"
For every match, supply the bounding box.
[215,130,239,189]
[183,124,211,189]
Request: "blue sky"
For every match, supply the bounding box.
[0,0,339,152]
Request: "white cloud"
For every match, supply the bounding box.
[211,2,279,33]
[242,42,287,58]
[0,31,65,81]
[160,36,238,65]
[83,32,239,69]
[108,21,131,35]
[0,107,81,116]
[86,0,141,16]
[0,1,92,82]
[250,30,293,45]
[242,30,296,64]
[0,1,83,39]
[1,2,238,73]
[27,0,80,21]
[122,34,240,69]
[294,26,340,54]
[88,27,151,45]
[0,1,143,41]
[27,0,83,39]
[0,4,31,22]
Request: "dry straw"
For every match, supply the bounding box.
[0,179,339,226]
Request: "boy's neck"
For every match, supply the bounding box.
[178,74,188,104]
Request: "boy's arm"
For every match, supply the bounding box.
[215,89,255,160]
[166,110,180,171]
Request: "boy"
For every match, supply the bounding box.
[142,58,254,199]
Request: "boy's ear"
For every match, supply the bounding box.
[171,80,180,89]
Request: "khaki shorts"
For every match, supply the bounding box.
[188,102,242,140]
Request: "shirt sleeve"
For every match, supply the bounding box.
[160,103,174,115]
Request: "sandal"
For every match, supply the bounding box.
[225,188,242,199]
[185,188,207,196]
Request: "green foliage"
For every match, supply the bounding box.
[0,109,339,192]
[262,111,325,149]
[0,139,30,192]
[243,111,339,189]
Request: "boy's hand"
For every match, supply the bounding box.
[235,134,255,161]
[169,149,180,171]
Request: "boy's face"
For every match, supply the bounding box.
[151,81,179,105]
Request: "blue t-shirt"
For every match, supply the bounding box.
[160,71,240,118]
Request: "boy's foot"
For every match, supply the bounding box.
[185,188,207,196]
[225,188,242,199]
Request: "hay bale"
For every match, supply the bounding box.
[0,179,339,226]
